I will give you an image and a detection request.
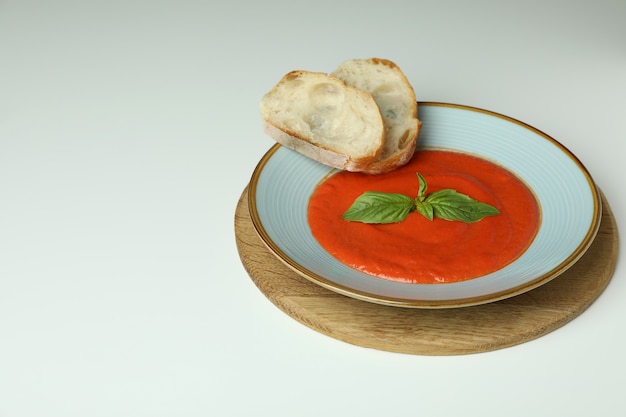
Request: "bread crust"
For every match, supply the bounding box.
[360,119,422,174]
[263,122,380,171]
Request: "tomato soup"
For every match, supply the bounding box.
[307,150,540,284]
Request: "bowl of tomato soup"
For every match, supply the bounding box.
[248,102,601,308]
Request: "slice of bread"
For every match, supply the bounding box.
[260,70,385,172]
[331,58,421,174]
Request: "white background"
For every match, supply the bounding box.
[1,0,625,416]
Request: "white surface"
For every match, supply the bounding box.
[0,1,624,416]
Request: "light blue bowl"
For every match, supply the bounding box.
[249,103,601,308]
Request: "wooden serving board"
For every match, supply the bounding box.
[234,186,618,355]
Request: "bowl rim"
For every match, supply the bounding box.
[248,102,602,308]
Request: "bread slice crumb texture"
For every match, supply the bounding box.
[260,70,384,159]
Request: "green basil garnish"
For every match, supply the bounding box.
[343,173,500,224]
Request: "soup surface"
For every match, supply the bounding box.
[307,150,541,284]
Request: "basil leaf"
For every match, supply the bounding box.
[343,191,415,224]
[341,172,501,225]
[415,200,434,221]
[425,189,500,222]
[417,173,427,202]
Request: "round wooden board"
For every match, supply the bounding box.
[234,186,618,355]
